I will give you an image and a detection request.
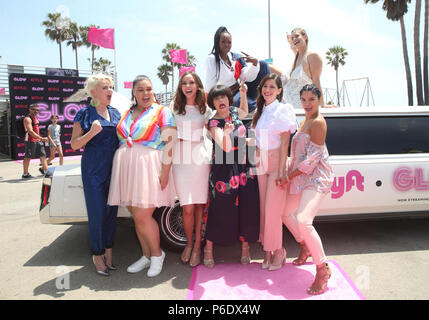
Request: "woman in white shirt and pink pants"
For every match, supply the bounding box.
[252,74,297,271]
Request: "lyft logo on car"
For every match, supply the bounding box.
[393,167,429,191]
[331,170,364,199]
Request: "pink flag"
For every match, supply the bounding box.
[88,27,115,49]
[179,66,195,77]
[170,49,187,64]
[0,88,5,95]
[124,81,133,89]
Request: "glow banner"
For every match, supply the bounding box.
[9,73,90,160]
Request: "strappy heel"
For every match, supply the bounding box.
[181,245,193,264]
[307,263,332,295]
[240,244,251,265]
[293,242,311,265]
[203,248,215,269]
[189,247,201,268]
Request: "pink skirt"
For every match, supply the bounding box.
[108,144,176,209]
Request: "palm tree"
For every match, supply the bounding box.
[42,12,69,68]
[80,25,100,72]
[364,0,413,105]
[326,46,348,106]
[185,52,197,67]
[91,57,114,77]
[162,43,182,92]
[414,0,424,105]
[65,22,83,71]
[157,64,172,94]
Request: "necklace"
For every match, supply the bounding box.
[221,56,233,71]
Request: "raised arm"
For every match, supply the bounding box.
[236,80,248,119]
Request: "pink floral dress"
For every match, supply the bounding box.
[204,107,260,246]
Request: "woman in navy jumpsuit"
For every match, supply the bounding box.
[71,75,121,276]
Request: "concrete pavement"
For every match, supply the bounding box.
[1,154,429,300]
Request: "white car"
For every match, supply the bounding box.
[39,107,429,251]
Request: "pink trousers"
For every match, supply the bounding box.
[282,189,327,265]
[257,148,287,252]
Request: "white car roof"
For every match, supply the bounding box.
[294,106,429,117]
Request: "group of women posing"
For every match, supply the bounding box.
[70,26,334,296]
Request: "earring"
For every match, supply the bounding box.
[91,98,99,107]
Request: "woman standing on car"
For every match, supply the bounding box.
[170,71,213,267]
[71,74,122,276]
[108,75,177,278]
[272,28,335,109]
[252,73,296,271]
[279,84,334,295]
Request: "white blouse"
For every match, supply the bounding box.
[254,100,297,150]
[205,52,260,92]
[170,104,214,142]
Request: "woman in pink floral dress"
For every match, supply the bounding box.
[203,82,260,268]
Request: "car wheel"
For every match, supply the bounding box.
[154,201,187,252]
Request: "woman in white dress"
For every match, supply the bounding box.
[170,71,213,267]
[274,28,335,109]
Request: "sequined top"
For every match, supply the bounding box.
[288,132,334,194]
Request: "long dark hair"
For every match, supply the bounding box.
[210,26,230,81]
[173,71,207,115]
[252,74,283,128]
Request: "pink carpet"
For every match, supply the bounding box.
[187,260,365,300]
[14,155,82,164]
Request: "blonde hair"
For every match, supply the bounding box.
[84,74,114,97]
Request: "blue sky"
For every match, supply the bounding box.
[0,0,425,107]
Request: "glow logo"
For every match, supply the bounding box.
[393,167,429,191]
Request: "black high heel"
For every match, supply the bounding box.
[93,255,109,276]
[103,255,118,271]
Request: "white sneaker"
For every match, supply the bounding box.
[147,250,165,277]
[127,256,151,273]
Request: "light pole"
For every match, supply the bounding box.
[268,0,271,59]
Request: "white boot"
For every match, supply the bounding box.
[147,250,165,277]
[127,255,151,273]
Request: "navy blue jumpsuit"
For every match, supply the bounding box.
[73,105,121,256]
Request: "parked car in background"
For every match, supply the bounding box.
[40,107,429,251]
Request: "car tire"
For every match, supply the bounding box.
[154,201,188,253]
